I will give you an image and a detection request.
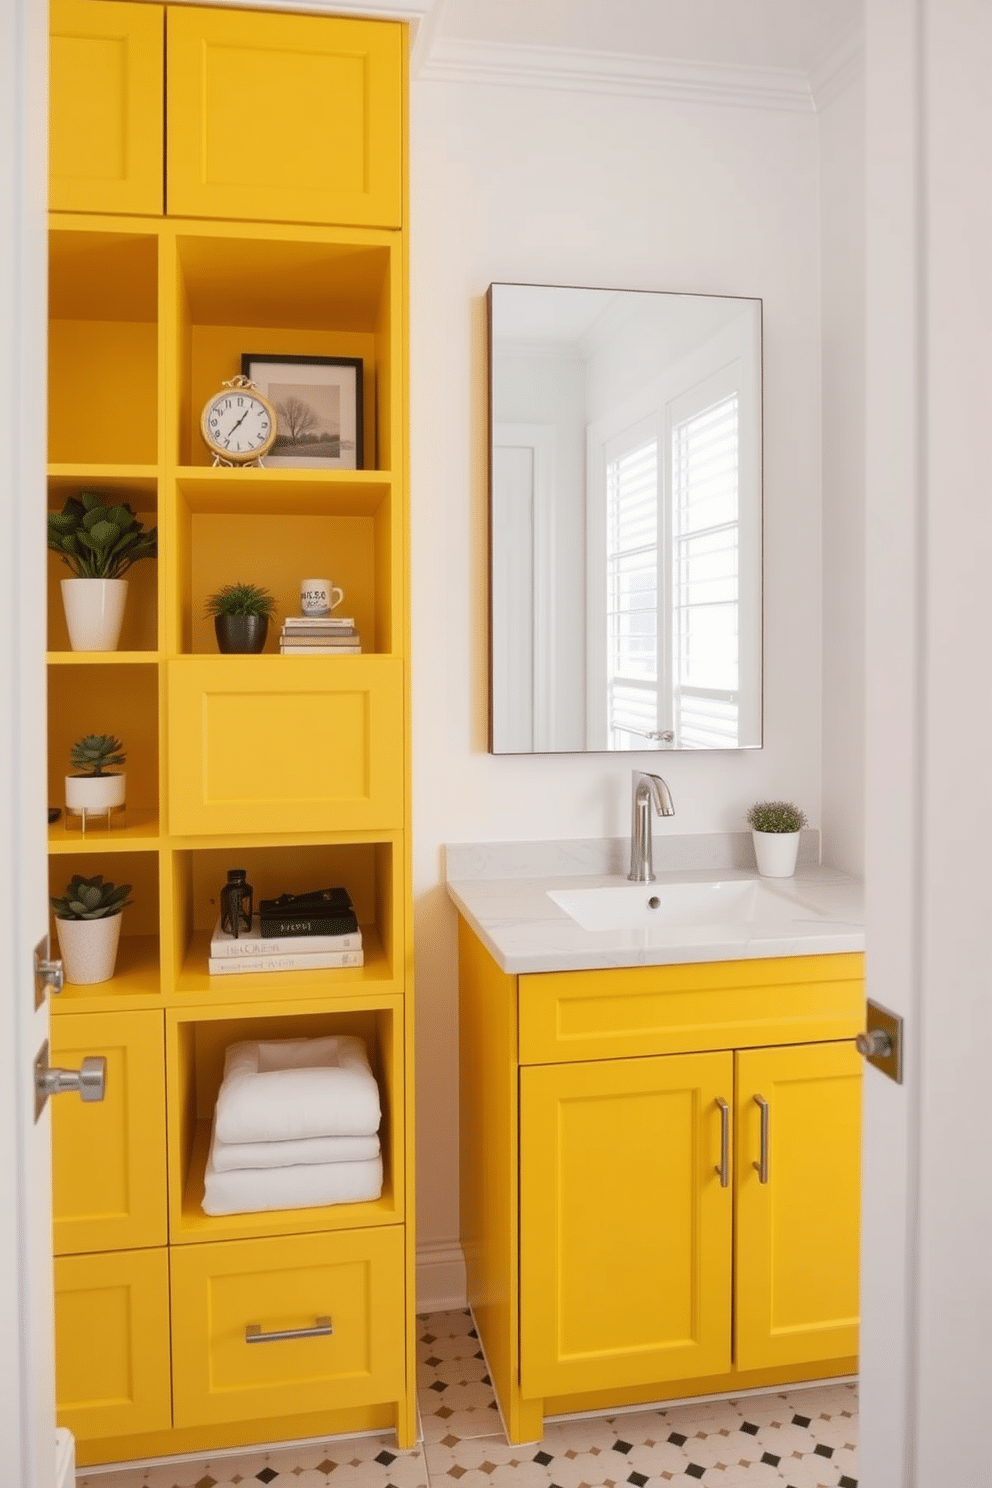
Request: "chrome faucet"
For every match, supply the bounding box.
[628,770,675,882]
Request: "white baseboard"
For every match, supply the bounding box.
[416,1238,466,1313]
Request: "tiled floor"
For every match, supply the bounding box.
[78,1310,857,1488]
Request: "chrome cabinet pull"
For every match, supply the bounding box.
[715,1097,730,1187]
[245,1315,333,1344]
[753,1094,769,1183]
[34,1041,106,1121]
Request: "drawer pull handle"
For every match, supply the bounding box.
[715,1097,730,1187]
[753,1094,770,1183]
[245,1315,333,1344]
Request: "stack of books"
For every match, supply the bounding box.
[279,614,361,654]
[208,887,363,975]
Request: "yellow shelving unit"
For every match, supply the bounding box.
[47,0,414,1466]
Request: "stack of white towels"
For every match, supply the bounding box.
[202,1034,383,1216]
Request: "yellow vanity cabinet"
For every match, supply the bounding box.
[49,0,165,216]
[166,7,404,227]
[458,918,864,1443]
[50,1008,168,1257]
[54,1247,172,1442]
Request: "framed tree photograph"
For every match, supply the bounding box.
[241,353,364,469]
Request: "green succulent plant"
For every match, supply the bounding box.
[746,800,809,834]
[51,874,133,921]
[69,734,126,777]
[204,582,277,618]
[48,492,158,580]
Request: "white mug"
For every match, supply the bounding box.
[300,578,344,617]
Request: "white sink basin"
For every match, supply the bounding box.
[547,879,826,933]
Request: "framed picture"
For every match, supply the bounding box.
[241,354,364,470]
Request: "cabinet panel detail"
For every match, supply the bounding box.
[520,954,865,1065]
[51,1010,167,1255]
[170,1227,406,1426]
[166,9,402,227]
[166,657,404,835]
[49,0,164,216]
[55,1247,172,1441]
[520,1051,733,1397]
[735,1041,862,1371]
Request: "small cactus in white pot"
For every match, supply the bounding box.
[51,874,133,985]
[64,734,126,821]
[746,800,808,879]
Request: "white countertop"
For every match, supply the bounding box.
[445,838,864,974]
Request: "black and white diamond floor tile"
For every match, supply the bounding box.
[76,1310,857,1488]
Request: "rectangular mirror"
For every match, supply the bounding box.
[489,282,762,753]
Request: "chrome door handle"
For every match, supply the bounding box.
[34,1041,106,1121]
[245,1316,333,1344]
[855,1029,891,1059]
[714,1097,730,1187]
[34,935,63,1007]
[753,1094,769,1183]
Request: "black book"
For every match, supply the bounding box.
[259,886,353,917]
[260,910,359,939]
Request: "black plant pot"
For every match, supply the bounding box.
[214,614,269,654]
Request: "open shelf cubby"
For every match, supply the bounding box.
[48,848,161,1007]
[166,999,404,1244]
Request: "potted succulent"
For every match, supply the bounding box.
[746,800,809,878]
[205,582,277,653]
[48,492,157,651]
[64,734,126,823]
[50,873,133,985]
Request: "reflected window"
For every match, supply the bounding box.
[606,434,659,748]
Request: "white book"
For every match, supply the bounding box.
[210,916,362,959]
[281,644,361,654]
[208,948,364,975]
[284,615,356,628]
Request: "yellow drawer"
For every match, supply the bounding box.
[166,656,404,836]
[518,953,865,1065]
[55,1248,171,1442]
[51,1009,167,1256]
[49,0,164,215]
[170,1226,406,1427]
[166,8,403,227]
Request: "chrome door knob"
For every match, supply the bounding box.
[856,1029,893,1060]
[34,1041,106,1120]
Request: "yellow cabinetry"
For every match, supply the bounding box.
[458,919,863,1443]
[47,0,413,1467]
[49,0,164,216]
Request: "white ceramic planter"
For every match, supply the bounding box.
[752,829,801,878]
[55,911,123,986]
[60,577,128,651]
[64,772,126,816]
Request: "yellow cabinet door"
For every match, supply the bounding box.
[49,0,164,215]
[167,656,404,836]
[51,1009,167,1256]
[55,1248,171,1441]
[170,1226,406,1427]
[166,8,403,227]
[735,1040,862,1371]
[520,1051,734,1398]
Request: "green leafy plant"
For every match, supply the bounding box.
[51,874,133,921]
[69,734,126,777]
[747,800,809,834]
[204,582,277,618]
[48,493,158,579]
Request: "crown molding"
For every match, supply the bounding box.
[415,36,816,114]
[809,28,865,112]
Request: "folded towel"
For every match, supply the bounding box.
[210,1130,381,1172]
[214,1035,381,1144]
[202,1151,384,1216]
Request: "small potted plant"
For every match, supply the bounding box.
[48,492,158,652]
[746,800,809,878]
[50,873,133,985]
[64,734,126,824]
[205,582,277,653]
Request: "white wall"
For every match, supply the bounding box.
[819,64,866,875]
[409,78,824,1299]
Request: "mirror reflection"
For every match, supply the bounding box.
[488,283,762,754]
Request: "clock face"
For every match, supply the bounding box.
[202,390,276,461]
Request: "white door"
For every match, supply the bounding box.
[0,0,57,1482]
[863,0,992,1483]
